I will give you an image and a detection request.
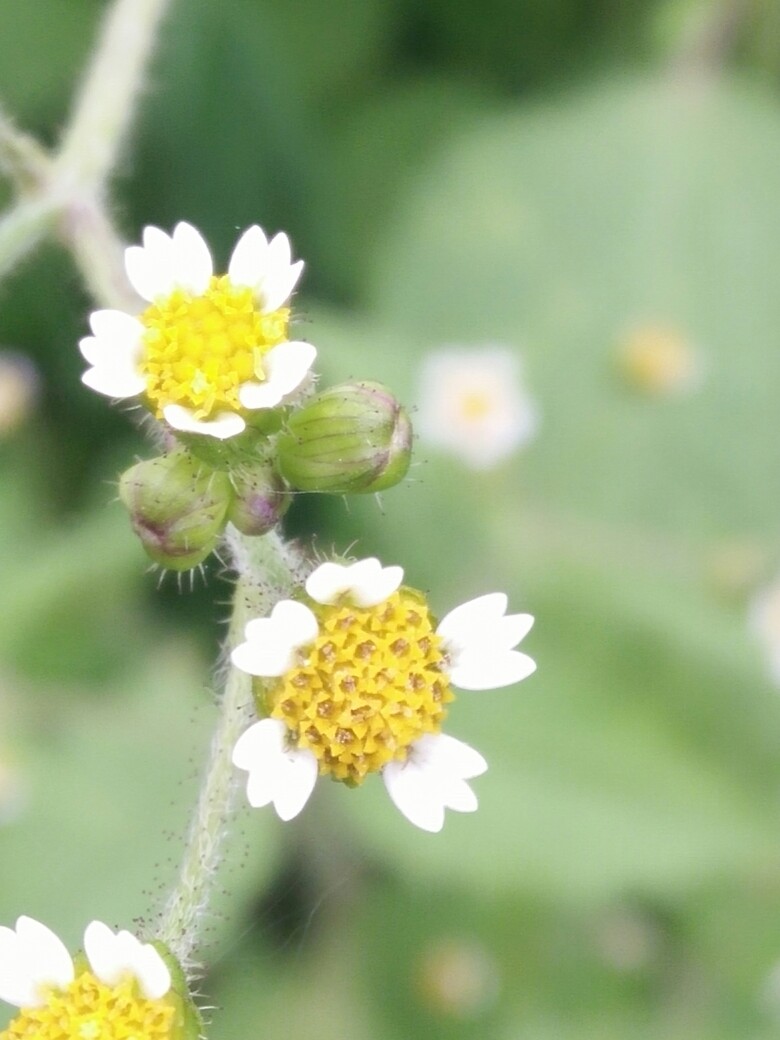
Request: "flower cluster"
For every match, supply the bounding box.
[32,220,540,1036]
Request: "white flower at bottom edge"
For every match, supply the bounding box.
[0,917,170,1009]
[416,346,538,470]
[79,222,316,440]
[230,557,536,832]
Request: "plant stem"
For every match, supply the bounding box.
[0,197,59,283]
[55,0,172,193]
[156,530,305,970]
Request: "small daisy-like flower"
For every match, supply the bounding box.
[231,558,535,832]
[0,917,197,1040]
[750,576,780,685]
[80,223,316,440]
[416,346,538,470]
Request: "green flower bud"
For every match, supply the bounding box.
[227,458,292,535]
[276,381,412,494]
[118,449,233,570]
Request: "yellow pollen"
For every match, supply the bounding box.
[140,274,290,420]
[261,589,454,783]
[1,972,175,1040]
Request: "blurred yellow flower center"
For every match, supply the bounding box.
[140,275,289,420]
[1,972,174,1040]
[617,325,698,395]
[459,391,492,421]
[263,589,454,783]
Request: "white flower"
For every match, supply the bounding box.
[416,346,538,469]
[79,222,316,440]
[231,558,535,832]
[0,917,170,1009]
[750,577,780,685]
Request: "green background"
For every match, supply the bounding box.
[3,1,780,1037]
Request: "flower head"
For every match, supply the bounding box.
[80,223,316,440]
[416,346,538,470]
[231,558,535,832]
[0,917,199,1039]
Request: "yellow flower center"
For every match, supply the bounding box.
[1,972,175,1040]
[261,589,454,784]
[617,325,697,394]
[459,391,492,421]
[140,274,289,420]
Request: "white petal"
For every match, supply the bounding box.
[84,921,170,1001]
[267,231,292,269]
[238,341,316,410]
[412,733,487,779]
[84,920,124,987]
[272,749,319,821]
[260,259,304,312]
[234,719,318,820]
[131,942,171,1000]
[162,404,246,440]
[437,593,509,647]
[228,225,269,288]
[349,559,404,607]
[233,719,288,771]
[267,600,320,644]
[171,222,212,295]
[88,309,145,347]
[0,927,37,1007]
[383,760,445,833]
[448,648,536,691]
[231,601,318,677]
[82,364,146,400]
[125,230,176,302]
[16,917,73,1005]
[305,558,403,607]
[440,776,479,813]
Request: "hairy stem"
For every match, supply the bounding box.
[156,530,306,969]
[55,0,172,192]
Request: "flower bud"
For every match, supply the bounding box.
[118,449,233,570]
[227,458,292,535]
[276,381,412,494]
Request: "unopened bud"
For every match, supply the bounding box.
[227,459,291,535]
[118,449,233,570]
[276,381,412,494]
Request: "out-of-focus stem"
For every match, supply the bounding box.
[0,197,59,282]
[63,200,140,312]
[55,0,171,192]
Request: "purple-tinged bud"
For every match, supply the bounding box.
[276,381,412,494]
[118,449,233,570]
[227,460,291,536]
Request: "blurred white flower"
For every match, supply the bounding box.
[231,557,536,832]
[416,346,538,469]
[749,577,780,685]
[415,937,500,1018]
[79,222,315,440]
[0,917,176,1037]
